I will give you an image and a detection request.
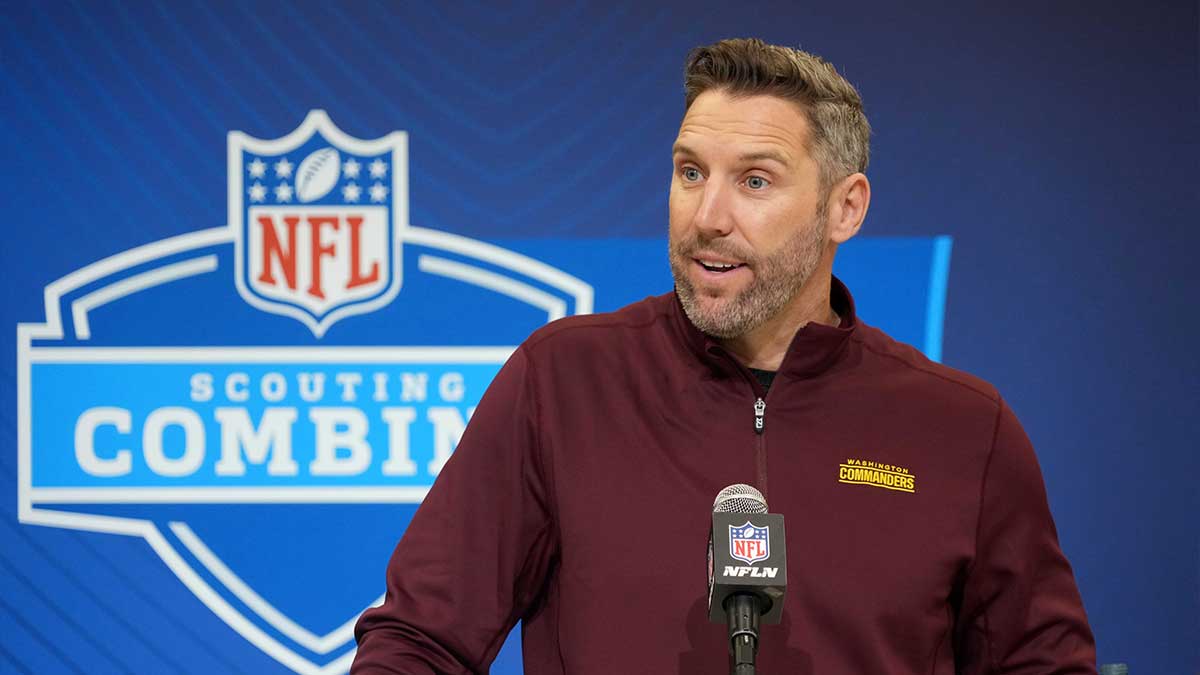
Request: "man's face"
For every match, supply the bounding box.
[669,90,829,339]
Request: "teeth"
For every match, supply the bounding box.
[700,260,739,269]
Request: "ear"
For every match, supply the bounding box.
[826,172,870,244]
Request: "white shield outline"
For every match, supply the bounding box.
[16,225,594,674]
[229,110,408,338]
[18,104,597,673]
[728,522,770,565]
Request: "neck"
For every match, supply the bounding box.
[718,273,839,371]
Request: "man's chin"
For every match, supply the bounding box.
[692,293,734,313]
[680,297,750,339]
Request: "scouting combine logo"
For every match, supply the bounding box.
[729,523,770,565]
[16,112,592,675]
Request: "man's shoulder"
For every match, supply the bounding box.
[851,321,1001,413]
[522,292,677,354]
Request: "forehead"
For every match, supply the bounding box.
[674,90,813,163]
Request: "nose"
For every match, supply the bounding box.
[692,179,734,238]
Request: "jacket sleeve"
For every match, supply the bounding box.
[352,345,557,674]
[954,398,1096,674]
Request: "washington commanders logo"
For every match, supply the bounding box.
[837,458,917,493]
[16,112,593,674]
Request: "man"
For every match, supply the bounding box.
[353,38,1096,674]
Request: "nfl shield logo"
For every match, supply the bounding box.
[229,110,406,337]
[729,522,770,565]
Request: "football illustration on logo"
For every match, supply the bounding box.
[296,147,341,203]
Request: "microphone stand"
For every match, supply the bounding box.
[726,594,761,675]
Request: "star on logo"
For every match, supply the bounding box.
[369,158,388,179]
[274,157,293,179]
[369,182,388,203]
[248,182,267,202]
[342,158,361,179]
[342,182,361,202]
[274,182,293,202]
[247,158,266,179]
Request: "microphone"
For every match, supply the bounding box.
[707,484,787,675]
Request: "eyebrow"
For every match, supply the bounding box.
[671,143,791,167]
[737,150,791,167]
[672,142,697,158]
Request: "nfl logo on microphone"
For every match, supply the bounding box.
[729,523,770,565]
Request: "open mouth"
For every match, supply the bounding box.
[696,259,746,273]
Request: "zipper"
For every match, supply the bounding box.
[748,381,770,499]
[754,395,768,500]
[721,349,772,501]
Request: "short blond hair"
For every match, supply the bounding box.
[684,38,871,190]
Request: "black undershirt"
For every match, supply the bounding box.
[748,367,777,393]
[744,309,842,394]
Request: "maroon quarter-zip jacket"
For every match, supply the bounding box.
[353,279,1096,674]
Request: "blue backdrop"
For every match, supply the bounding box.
[1,1,1197,674]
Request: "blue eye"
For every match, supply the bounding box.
[682,167,702,182]
[745,176,769,190]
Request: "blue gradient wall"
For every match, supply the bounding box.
[1,1,1197,673]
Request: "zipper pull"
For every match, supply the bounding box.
[754,397,766,434]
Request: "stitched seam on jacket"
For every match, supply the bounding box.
[851,333,1000,406]
[516,343,568,674]
[972,402,1005,672]
[518,344,557,539]
[522,302,669,351]
[467,346,556,672]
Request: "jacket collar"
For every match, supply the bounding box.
[670,275,858,379]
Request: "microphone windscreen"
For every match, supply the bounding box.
[712,484,767,514]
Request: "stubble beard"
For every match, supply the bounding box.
[670,214,828,339]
